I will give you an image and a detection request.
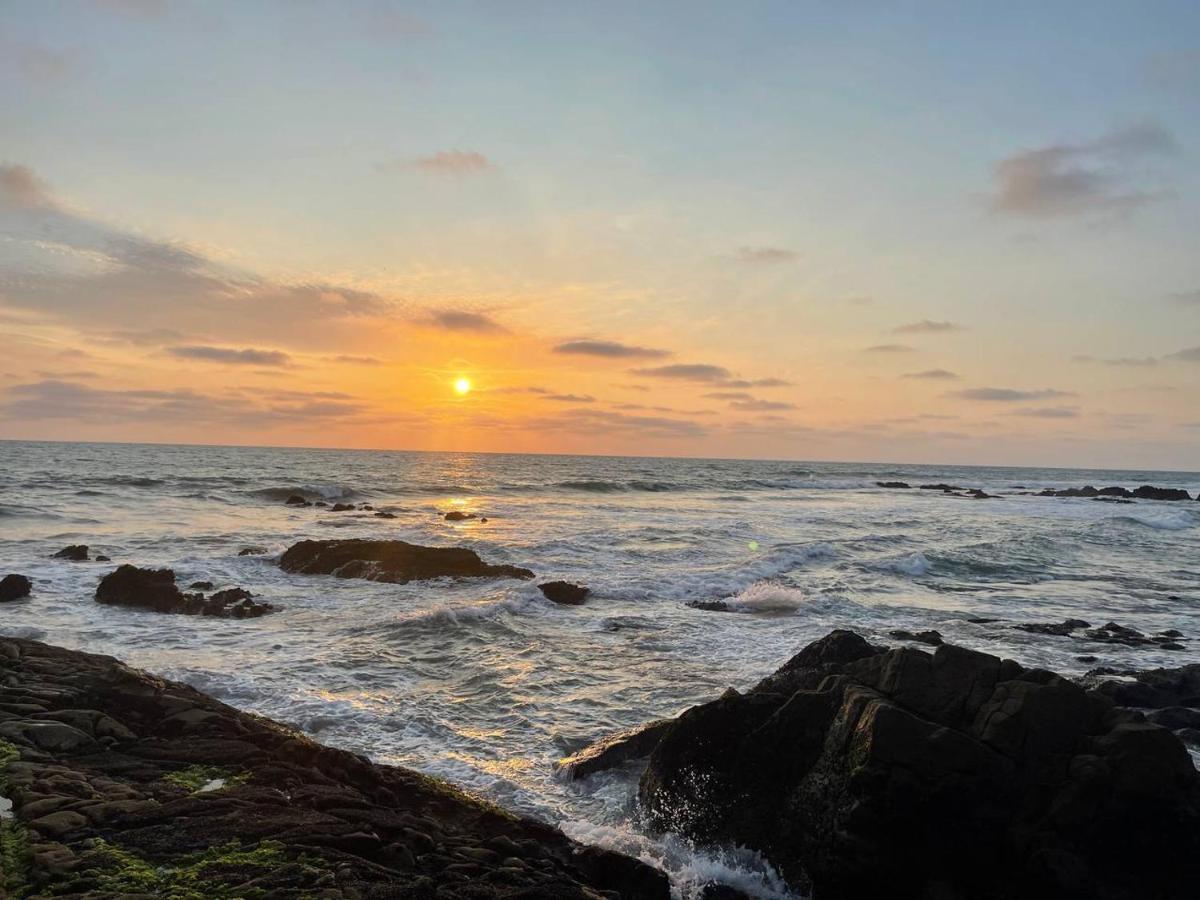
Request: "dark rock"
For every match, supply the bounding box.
[52,545,89,561]
[637,630,1200,899]
[967,617,1000,624]
[279,539,533,584]
[330,502,355,512]
[539,581,590,606]
[96,565,274,618]
[373,511,398,519]
[1,573,32,602]
[189,580,214,590]
[557,719,674,780]
[876,481,911,489]
[1131,485,1192,501]
[966,488,997,499]
[237,546,268,556]
[1016,618,1091,637]
[1147,707,1200,730]
[94,555,111,562]
[888,628,943,646]
[480,517,489,523]
[699,885,752,900]
[314,500,327,507]
[359,504,374,511]
[284,494,311,506]
[918,483,965,492]
[687,600,731,612]
[1089,663,1200,708]
[0,636,669,899]
[444,510,477,521]
[1178,728,1200,746]
[1076,655,1098,663]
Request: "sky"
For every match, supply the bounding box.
[1,1,1198,468]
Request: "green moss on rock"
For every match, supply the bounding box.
[163,765,249,793]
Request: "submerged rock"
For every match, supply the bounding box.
[539,581,590,606]
[237,546,268,556]
[96,565,274,618]
[887,628,943,646]
[279,539,534,583]
[373,511,398,519]
[0,573,32,602]
[876,481,911,489]
[1016,618,1091,636]
[444,510,477,521]
[0,636,669,899]
[330,502,355,512]
[635,629,1200,899]
[284,494,310,506]
[52,544,88,561]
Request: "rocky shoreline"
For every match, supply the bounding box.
[0,636,668,899]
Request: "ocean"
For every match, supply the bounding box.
[2,440,1198,897]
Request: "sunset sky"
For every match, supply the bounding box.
[2,1,1199,468]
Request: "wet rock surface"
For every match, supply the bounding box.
[538,581,590,606]
[0,573,33,603]
[631,630,1200,899]
[0,637,668,898]
[279,539,534,584]
[556,720,674,780]
[95,565,275,618]
[51,546,89,561]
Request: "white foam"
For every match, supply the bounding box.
[879,551,931,576]
[1111,510,1197,531]
[722,581,810,613]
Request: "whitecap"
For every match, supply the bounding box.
[878,551,931,576]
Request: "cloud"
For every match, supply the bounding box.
[892,320,963,334]
[726,377,793,388]
[409,151,494,175]
[540,393,596,403]
[950,387,1073,402]
[1168,346,1200,362]
[630,363,733,382]
[102,328,185,346]
[1,379,368,426]
[864,344,916,353]
[536,408,706,438]
[422,310,507,333]
[730,399,796,412]
[703,391,754,401]
[329,354,384,365]
[988,122,1176,219]
[0,164,52,208]
[1170,290,1200,306]
[167,345,292,366]
[1011,407,1080,419]
[552,339,671,359]
[735,246,798,264]
[1072,354,1158,367]
[903,369,959,380]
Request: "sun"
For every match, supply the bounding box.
[453,377,472,396]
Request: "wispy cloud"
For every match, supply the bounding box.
[1010,406,1080,419]
[988,121,1177,219]
[730,399,796,412]
[893,320,963,334]
[553,339,671,359]
[903,369,958,380]
[1168,346,1200,362]
[423,310,507,333]
[328,354,384,366]
[167,345,292,366]
[410,150,494,175]
[630,363,732,382]
[864,344,916,353]
[951,387,1074,402]
[1169,289,1200,306]
[735,246,798,264]
[704,391,754,401]
[1072,354,1158,367]
[540,392,595,403]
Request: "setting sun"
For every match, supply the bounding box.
[453,377,472,396]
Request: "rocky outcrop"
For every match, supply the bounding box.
[634,630,1200,899]
[887,628,943,646]
[1037,485,1192,501]
[557,720,674,780]
[279,539,534,583]
[444,511,477,521]
[95,565,275,618]
[539,581,590,606]
[0,637,668,898]
[876,481,911,489]
[284,494,311,506]
[52,545,89,561]
[0,573,32,602]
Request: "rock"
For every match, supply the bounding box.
[539,581,590,606]
[480,517,489,523]
[1131,485,1192,501]
[374,511,398,519]
[887,628,943,646]
[189,580,214,590]
[94,555,111,562]
[966,488,997,499]
[1147,707,1200,730]
[876,481,911,489]
[1016,618,1091,637]
[314,500,327,507]
[279,539,534,584]
[237,546,268,556]
[360,504,374,511]
[95,565,274,618]
[699,885,752,900]
[919,483,965,492]
[557,720,674,780]
[0,636,669,898]
[1088,663,1200,708]
[687,600,731,612]
[284,494,310,506]
[0,720,96,752]
[0,573,32,602]
[330,502,355,512]
[637,630,1200,899]
[444,510,477,521]
[52,545,88,561]
[1076,655,1098,663]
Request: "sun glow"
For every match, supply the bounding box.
[453,377,472,396]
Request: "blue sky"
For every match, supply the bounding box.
[1,1,1198,466]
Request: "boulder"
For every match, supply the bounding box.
[1131,485,1192,501]
[0,573,32,602]
[278,539,533,583]
[444,510,477,521]
[237,546,268,556]
[52,545,88,561]
[94,555,111,562]
[330,502,355,512]
[96,565,274,618]
[539,581,590,606]
[374,511,398,519]
[1016,618,1091,637]
[1088,663,1200,708]
[876,481,911,489]
[284,494,311,506]
[637,630,1200,899]
[887,628,943,646]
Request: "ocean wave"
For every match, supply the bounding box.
[1107,511,1197,532]
[877,551,931,577]
[718,581,811,613]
